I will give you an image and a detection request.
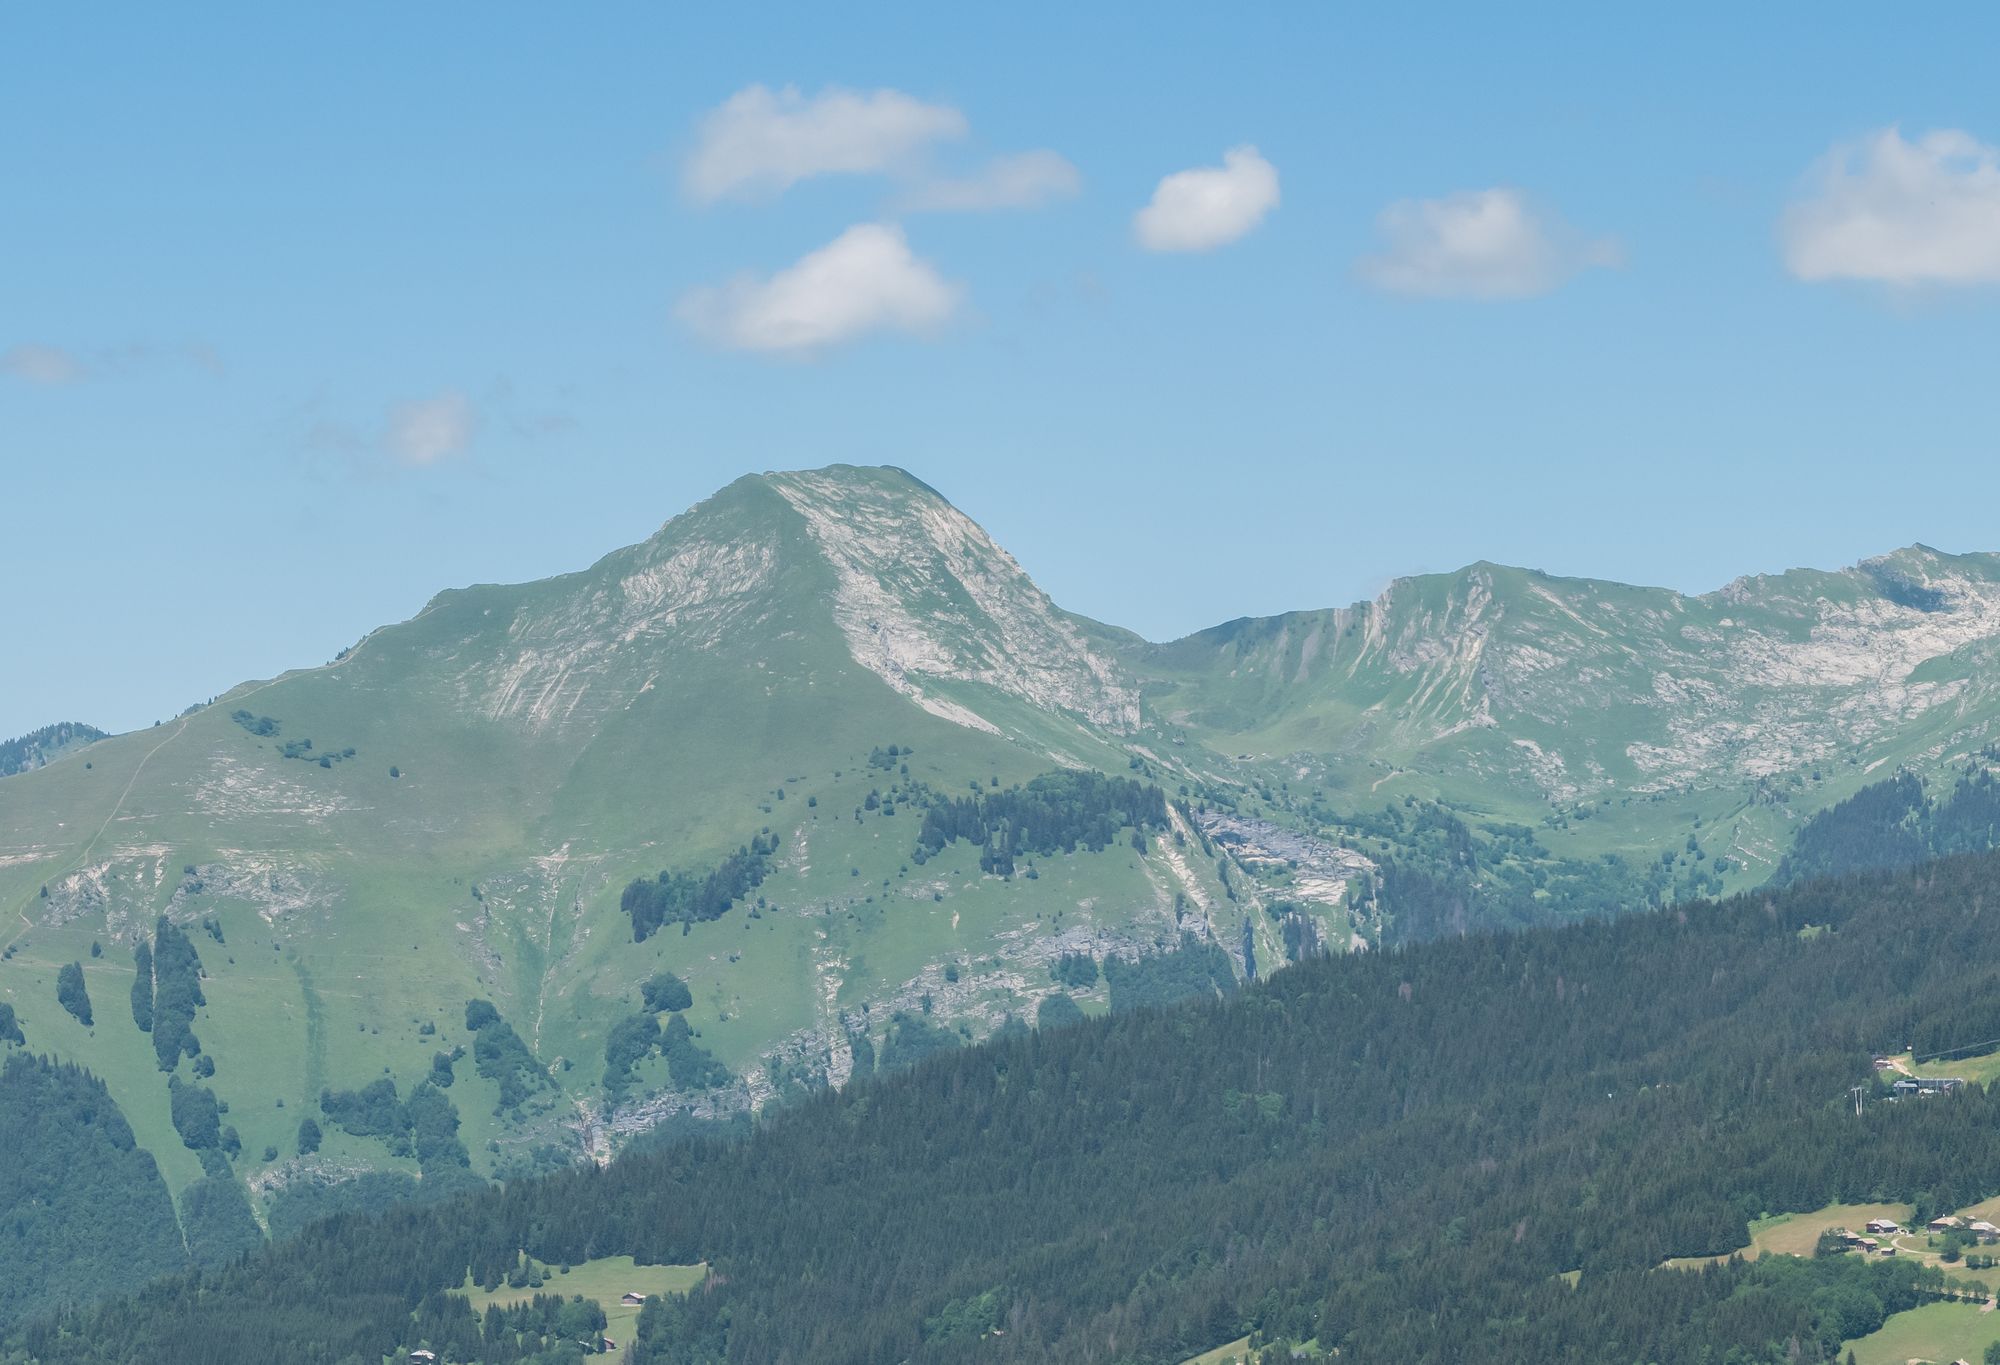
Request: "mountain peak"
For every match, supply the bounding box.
[379,464,1135,745]
[769,461,936,489]
[758,466,1140,735]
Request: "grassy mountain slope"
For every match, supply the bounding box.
[0,467,1230,1221]
[1126,545,2000,888]
[7,464,2000,1249]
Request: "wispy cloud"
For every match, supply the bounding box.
[899,150,1082,212]
[1781,127,2000,287]
[1,344,87,386]
[1133,146,1280,252]
[1,340,221,386]
[678,223,964,355]
[1356,188,1620,299]
[684,84,967,203]
[298,385,555,478]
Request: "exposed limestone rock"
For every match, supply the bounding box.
[767,468,1141,735]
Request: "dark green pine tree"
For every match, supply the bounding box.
[55,962,92,1027]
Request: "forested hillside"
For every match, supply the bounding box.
[16,850,2000,1363]
[0,723,104,778]
[1772,758,2000,886]
[0,1055,184,1325]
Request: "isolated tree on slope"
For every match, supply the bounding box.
[56,962,92,1027]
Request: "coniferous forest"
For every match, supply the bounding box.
[11,850,2000,1362]
[0,1056,185,1326]
[1773,760,2000,886]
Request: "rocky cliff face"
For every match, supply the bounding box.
[765,467,1141,736]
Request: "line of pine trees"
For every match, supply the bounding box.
[914,770,1169,877]
[621,833,780,941]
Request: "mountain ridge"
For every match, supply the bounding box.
[12,464,1978,752]
[5,461,2000,1246]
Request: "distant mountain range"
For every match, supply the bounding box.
[4,463,1999,1237]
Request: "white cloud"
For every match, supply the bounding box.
[1356,188,1620,299]
[1,344,88,385]
[678,223,963,355]
[1133,146,1280,252]
[684,84,967,203]
[899,150,1082,212]
[1781,127,2000,286]
[385,390,475,465]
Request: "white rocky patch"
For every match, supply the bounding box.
[171,855,338,924]
[461,536,779,736]
[194,754,356,824]
[1195,811,1375,901]
[767,470,1142,734]
[1309,554,2000,800]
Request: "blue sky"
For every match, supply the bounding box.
[4,4,2000,736]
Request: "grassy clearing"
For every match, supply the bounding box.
[1179,1336,1321,1364]
[1892,1047,2000,1088]
[1921,1260,2000,1295]
[1874,1205,2000,1293]
[1660,1197,2000,1300]
[1751,1204,1915,1258]
[457,1255,705,1338]
[1663,1202,1914,1268]
[1843,1300,2000,1365]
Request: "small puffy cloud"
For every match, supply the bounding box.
[684,84,967,203]
[1356,188,1620,299]
[1781,127,2000,286]
[900,150,1082,212]
[1,344,88,385]
[678,223,963,355]
[385,390,475,465]
[1133,146,1280,252]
